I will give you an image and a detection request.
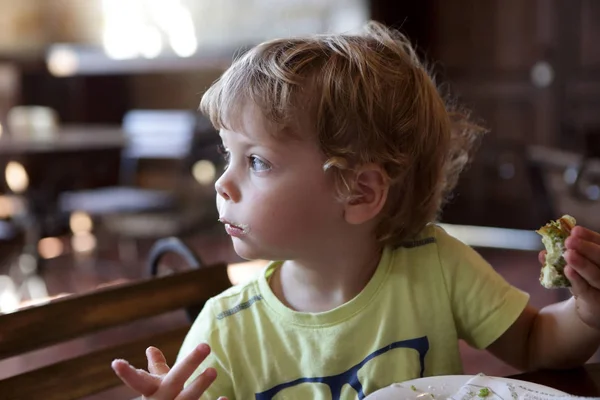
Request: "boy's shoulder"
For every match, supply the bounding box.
[417,223,468,248]
[396,223,449,249]
[391,223,470,261]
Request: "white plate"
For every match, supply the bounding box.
[365,375,568,399]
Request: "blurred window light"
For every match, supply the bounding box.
[101,0,197,59]
[438,223,543,251]
[148,0,181,29]
[38,237,65,260]
[70,211,94,234]
[165,9,197,57]
[139,26,164,59]
[192,160,217,185]
[149,0,197,57]
[102,22,141,60]
[5,162,29,193]
[102,0,146,60]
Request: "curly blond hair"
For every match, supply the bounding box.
[201,21,486,246]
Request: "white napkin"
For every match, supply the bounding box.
[447,374,591,400]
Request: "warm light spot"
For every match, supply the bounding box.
[0,122,3,137]
[71,232,97,253]
[47,46,80,77]
[192,160,217,185]
[227,260,267,285]
[38,237,64,259]
[5,162,29,193]
[0,196,15,218]
[69,211,93,234]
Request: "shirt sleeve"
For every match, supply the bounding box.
[177,298,236,400]
[435,226,530,349]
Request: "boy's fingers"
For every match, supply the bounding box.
[176,367,218,400]
[571,226,600,245]
[161,343,212,395]
[566,265,591,298]
[538,250,546,265]
[566,235,600,266]
[147,346,170,376]
[565,249,600,289]
[111,359,160,396]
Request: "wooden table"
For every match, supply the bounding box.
[0,126,126,303]
[0,125,126,155]
[0,126,126,197]
[511,363,600,397]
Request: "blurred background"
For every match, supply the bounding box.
[1,0,599,390]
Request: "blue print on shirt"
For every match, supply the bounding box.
[255,336,429,400]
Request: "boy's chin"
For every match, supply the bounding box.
[231,239,270,261]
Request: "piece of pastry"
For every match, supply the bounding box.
[536,215,576,289]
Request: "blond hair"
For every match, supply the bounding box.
[201,21,485,246]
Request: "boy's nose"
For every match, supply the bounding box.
[215,174,240,202]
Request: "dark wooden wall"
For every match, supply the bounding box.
[371,0,600,229]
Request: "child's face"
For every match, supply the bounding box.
[215,104,344,261]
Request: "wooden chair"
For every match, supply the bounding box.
[58,110,202,217]
[59,110,221,263]
[0,238,232,400]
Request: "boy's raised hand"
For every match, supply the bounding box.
[563,226,600,330]
[111,343,227,400]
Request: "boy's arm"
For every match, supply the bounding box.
[487,299,600,371]
[489,224,600,371]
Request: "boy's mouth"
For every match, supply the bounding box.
[218,218,249,236]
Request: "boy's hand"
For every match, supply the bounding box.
[111,343,227,400]
[562,226,600,330]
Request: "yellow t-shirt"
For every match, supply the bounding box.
[177,225,529,400]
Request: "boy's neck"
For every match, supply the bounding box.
[269,237,383,313]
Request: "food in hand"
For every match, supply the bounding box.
[536,215,576,289]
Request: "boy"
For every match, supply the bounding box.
[112,21,600,400]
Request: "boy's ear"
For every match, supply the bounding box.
[343,164,389,225]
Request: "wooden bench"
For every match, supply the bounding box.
[0,238,232,400]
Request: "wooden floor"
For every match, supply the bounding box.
[0,229,595,399]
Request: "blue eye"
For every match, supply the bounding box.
[248,156,270,172]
